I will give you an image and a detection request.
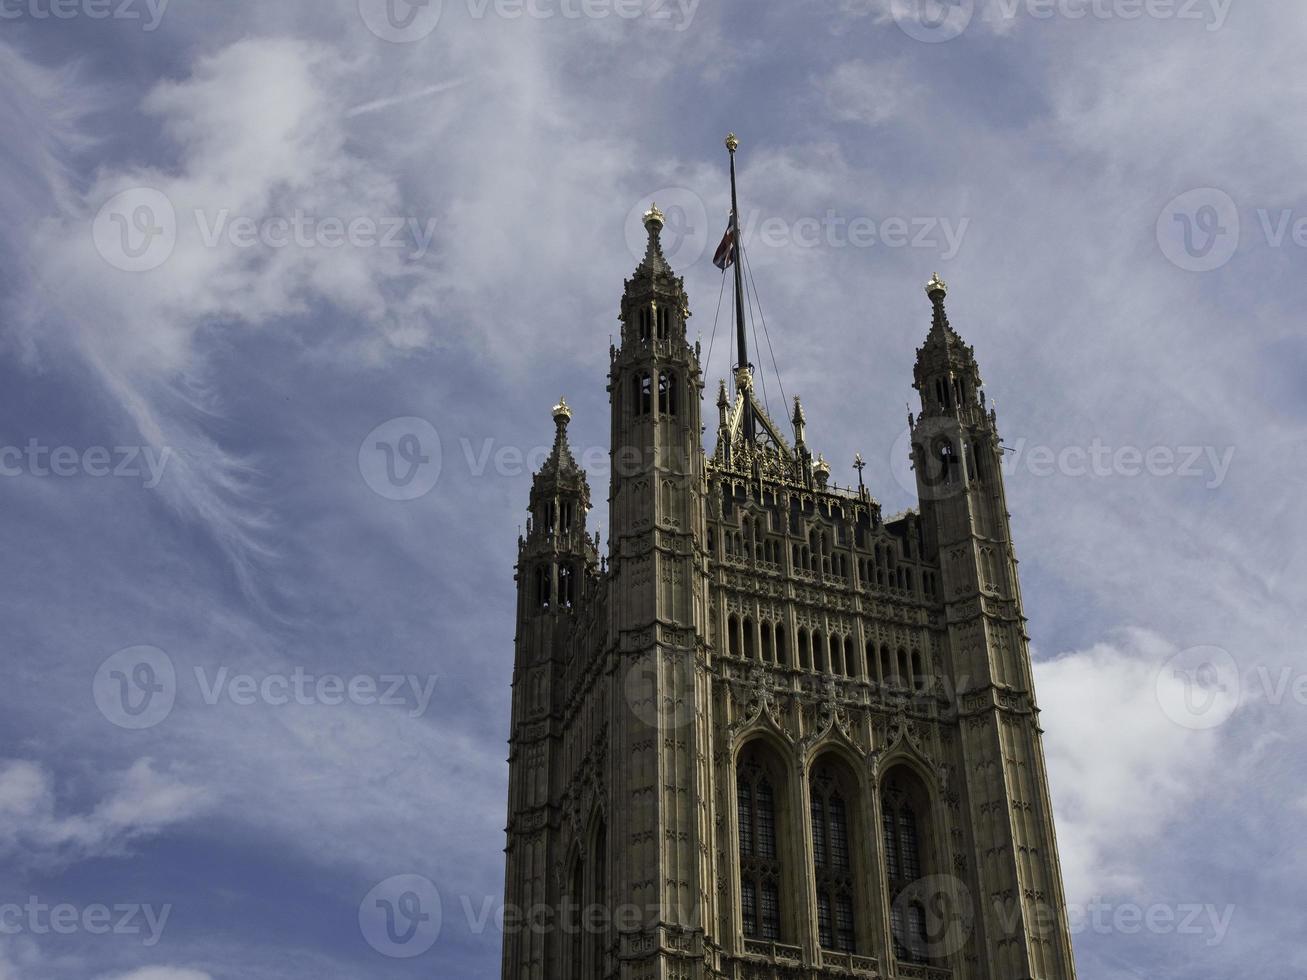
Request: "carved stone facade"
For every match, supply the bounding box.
[502,218,1077,980]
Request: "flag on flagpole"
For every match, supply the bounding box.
[713,214,736,270]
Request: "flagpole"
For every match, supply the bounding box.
[726,132,753,442]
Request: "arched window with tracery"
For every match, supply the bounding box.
[810,764,857,953]
[558,563,575,609]
[882,770,931,964]
[590,820,608,977]
[737,750,783,942]
[535,566,551,609]
[633,372,653,416]
[658,370,678,416]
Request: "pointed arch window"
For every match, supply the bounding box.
[811,766,856,952]
[590,821,608,976]
[658,371,678,416]
[633,372,652,416]
[535,566,552,609]
[737,757,781,941]
[938,441,959,484]
[638,307,652,343]
[558,563,576,609]
[883,778,929,964]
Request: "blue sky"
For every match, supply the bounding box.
[0,0,1304,977]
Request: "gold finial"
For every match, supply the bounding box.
[725,132,740,154]
[814,454,831,486]
[643,202,665,232]
[926,272,948,300]
[553,397,572,425]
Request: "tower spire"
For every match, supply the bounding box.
[926,271,953,338]
[726,132,754,441]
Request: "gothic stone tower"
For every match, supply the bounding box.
[502,212,1077,980]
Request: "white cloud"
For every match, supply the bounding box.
[819,60,921,127]
[100,970,213,980]
[1035,630,1231,903]
[0,758,210,866]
